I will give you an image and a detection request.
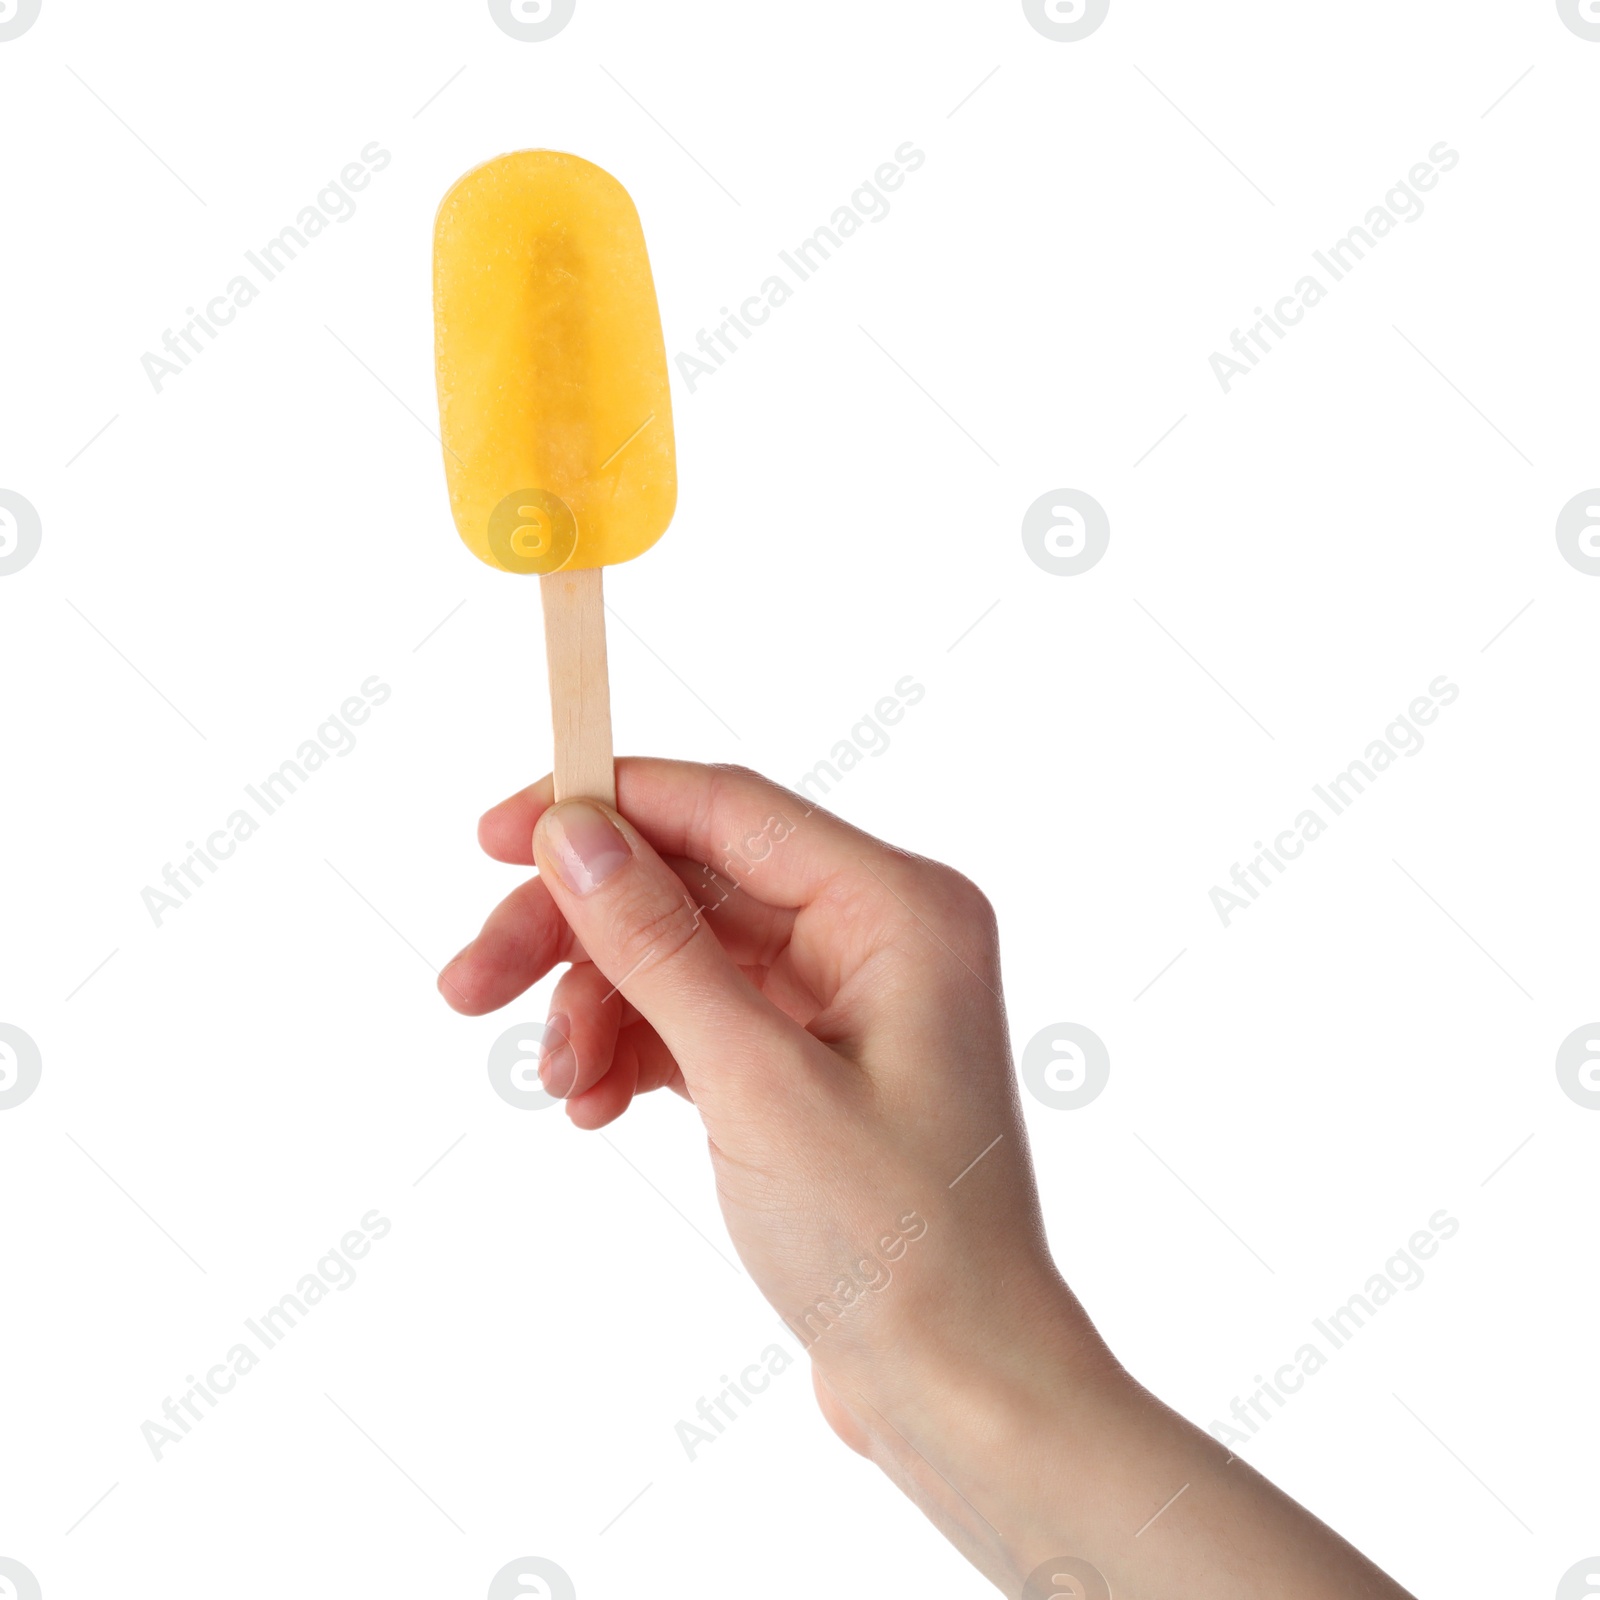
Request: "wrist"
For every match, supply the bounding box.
[828,1268,1133,1587]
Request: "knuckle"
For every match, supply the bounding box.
[704,763,772,833]
[708,761,763,784]
[858,848,1001,975]
[883,858,999,971]
[947,869,998,929]
[918,859,997,928]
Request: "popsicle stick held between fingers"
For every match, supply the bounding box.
[540,568,616,806]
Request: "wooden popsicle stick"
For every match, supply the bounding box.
[540,567,616,806]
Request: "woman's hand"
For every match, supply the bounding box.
[438,759,1093,1403]
[438,759,1414,1600]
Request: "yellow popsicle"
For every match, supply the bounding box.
[433,151,677,804]
[434,149,676,575]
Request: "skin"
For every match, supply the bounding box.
[440,758,1417,1599]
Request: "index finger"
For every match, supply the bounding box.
[478,758,889,910]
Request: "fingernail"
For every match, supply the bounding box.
[440,943,470,972]
[540,800,631,895]
[540,1012,576,1098]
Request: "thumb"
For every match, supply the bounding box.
[532,796,802,1088]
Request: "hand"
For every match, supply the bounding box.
[439,759,1414,1599]
[438,758,1088,1395]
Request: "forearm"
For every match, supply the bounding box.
[842,1280,1417,1599]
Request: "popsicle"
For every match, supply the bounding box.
[433,150,677,805]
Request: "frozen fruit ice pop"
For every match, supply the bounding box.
[433,149,676,576]
[433,151,677,804]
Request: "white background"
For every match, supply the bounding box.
[2,2,1597,1596]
